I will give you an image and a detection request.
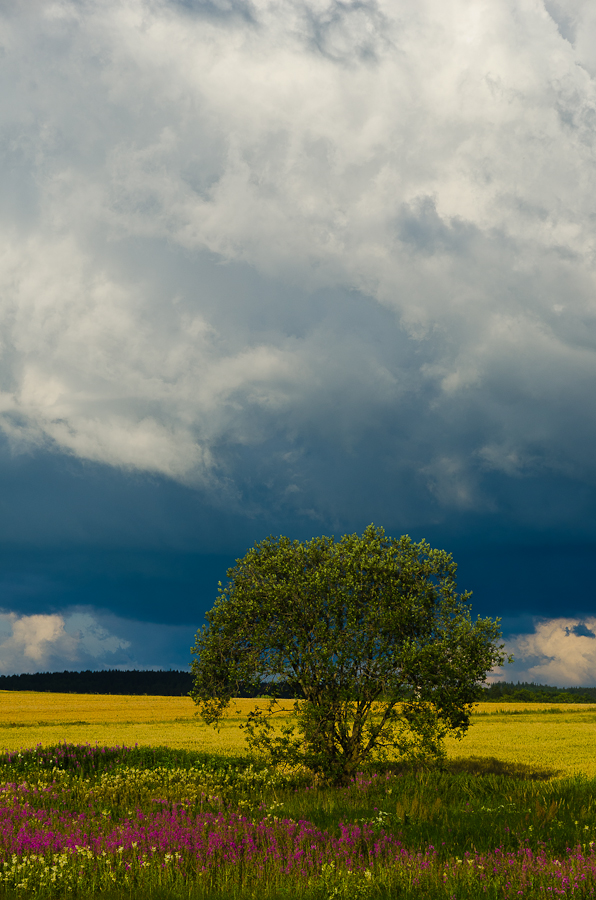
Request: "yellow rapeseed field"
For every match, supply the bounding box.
[447,703,596,777]
[1,692,596,777]
[0,693,289,755]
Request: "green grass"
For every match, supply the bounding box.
[1,743,596,898]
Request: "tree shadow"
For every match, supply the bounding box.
[446,755,561,780]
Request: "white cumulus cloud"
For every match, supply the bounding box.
[0,611,128,673]
[495,617,596,687]
[0,608,197,673]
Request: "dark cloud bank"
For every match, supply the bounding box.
[1,0,596,683]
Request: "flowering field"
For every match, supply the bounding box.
[0,741,596,898]
[2,693,596,897]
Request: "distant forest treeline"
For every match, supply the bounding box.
[0,671,595,702]
[0,670,194,696]
[482,681,596,703]
[0,670,300,697]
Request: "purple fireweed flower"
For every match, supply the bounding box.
[1,779,596,896]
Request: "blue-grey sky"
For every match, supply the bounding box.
[1,0,596,685]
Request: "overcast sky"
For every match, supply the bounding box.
[1,0,596,685]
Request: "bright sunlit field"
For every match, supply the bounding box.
[2,692,596,777]
[0,693,294,755]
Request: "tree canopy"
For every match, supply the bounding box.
[190,525,508,783]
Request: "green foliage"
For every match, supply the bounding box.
[191,525,508,783]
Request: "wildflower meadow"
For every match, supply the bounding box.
[1,740,596,898]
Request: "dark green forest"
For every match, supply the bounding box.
[0,671,595,701]
[482,681,596,703]
[0,670,194,695]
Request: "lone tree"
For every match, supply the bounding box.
[191,525,508,783]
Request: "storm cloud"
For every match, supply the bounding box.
[0,0,595,679]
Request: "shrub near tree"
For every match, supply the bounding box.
[191,525,508,784]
